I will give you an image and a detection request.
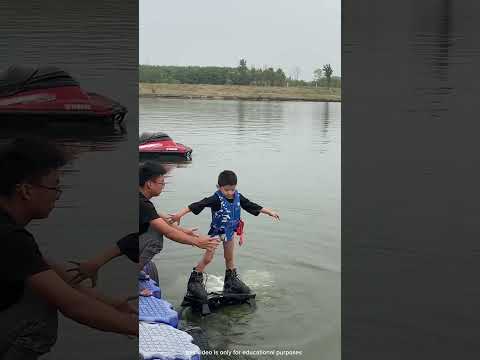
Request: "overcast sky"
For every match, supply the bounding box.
[139,0,340,81]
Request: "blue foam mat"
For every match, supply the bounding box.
[139,278,161,298]
[139,322,201,360]
[139,296,178,328]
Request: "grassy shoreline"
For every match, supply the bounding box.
[139,83,341,102]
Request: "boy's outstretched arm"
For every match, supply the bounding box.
[66,244,122,286]
[239,194,280,220]
[260,207,281,220]
[169,207,191,225]
[170,196,216,224]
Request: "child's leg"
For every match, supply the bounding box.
[195,248,216,273]
[223,239,235,270]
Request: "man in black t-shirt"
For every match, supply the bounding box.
[0,138,138,359]
[137,161,220,269]
[66,161,220,287]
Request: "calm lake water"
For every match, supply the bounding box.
[140,98,341,360]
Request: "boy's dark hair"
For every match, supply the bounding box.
[0,137,69,197]
[139,161,166,186]
[218,170,237,187]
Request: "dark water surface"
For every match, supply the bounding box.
[0,1,138,359]
[343,1,480,358]
[140,98,340,359]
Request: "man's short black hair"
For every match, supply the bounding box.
[0,137,69,197]
[139,161,166,186]
[218,170,237,187]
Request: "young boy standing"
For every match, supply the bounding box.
[170,170,280,301]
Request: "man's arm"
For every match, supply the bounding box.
[159,211,196,234]
[66,244,123,286]
[50,261,136,313]
[150,217,195,245]
[27,270,138,336]
[149,217,219,251]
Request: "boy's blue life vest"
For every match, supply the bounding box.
[209,190,241,241]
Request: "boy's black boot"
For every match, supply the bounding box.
[223,268,251,294]
[187,268,208,302]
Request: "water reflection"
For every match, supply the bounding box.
[232,101,285,150]
[309,101,338,154]
[139,154,193,168]
[411,0,451,81]
[322,101,331,138]
[237,100,247,124]
[0,123,127,153]
[410,0,454,119]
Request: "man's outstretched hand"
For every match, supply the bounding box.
[183,227,199,237]
[66,260,100,287]
[194,235,220,251]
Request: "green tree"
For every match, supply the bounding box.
[322,64,333,88]
[275,68,287,86]
[239,58,247,69]
[238,59,249,85]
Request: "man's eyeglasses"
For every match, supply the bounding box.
[37,185,63,200]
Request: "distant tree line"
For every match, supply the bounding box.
[287,76,341,89]
[140,60,340,88]
[140,61,287,86]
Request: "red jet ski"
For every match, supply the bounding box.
[0,66,127,125]
[139,132,192,160]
